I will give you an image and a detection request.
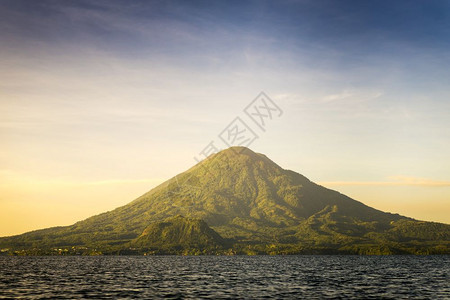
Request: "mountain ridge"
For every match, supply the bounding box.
[1,146,448,255]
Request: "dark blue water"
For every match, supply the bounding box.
[0,255,448,299]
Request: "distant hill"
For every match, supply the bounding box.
[129,215,226,255]
[1,147,449,255]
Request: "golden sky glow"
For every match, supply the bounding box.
[1,1,449,236]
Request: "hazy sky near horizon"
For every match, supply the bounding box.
[1,0,449,235]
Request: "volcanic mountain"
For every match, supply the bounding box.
[1,147,448,255]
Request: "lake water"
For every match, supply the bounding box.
[0,255,448,299]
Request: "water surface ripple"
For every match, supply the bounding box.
[0,255,448,299]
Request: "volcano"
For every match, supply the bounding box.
[1,147,448,255]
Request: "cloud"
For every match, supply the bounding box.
[321,89,383,103]
[84,178,165,186]
[0,170,165,188]
[322,90,354,102]
[319,176,450,187]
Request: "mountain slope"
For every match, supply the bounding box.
[1,147,449,255]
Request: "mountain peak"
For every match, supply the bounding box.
[221,146,254,153]
[200,146,279,171]
[210,146,258,159]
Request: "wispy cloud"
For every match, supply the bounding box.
[0,170,165,188]
[322,90,354,102]
[84,178,165,186]
[320,176,450,187]
[320,89,383,103]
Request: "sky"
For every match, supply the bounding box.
[1,0,449,236]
